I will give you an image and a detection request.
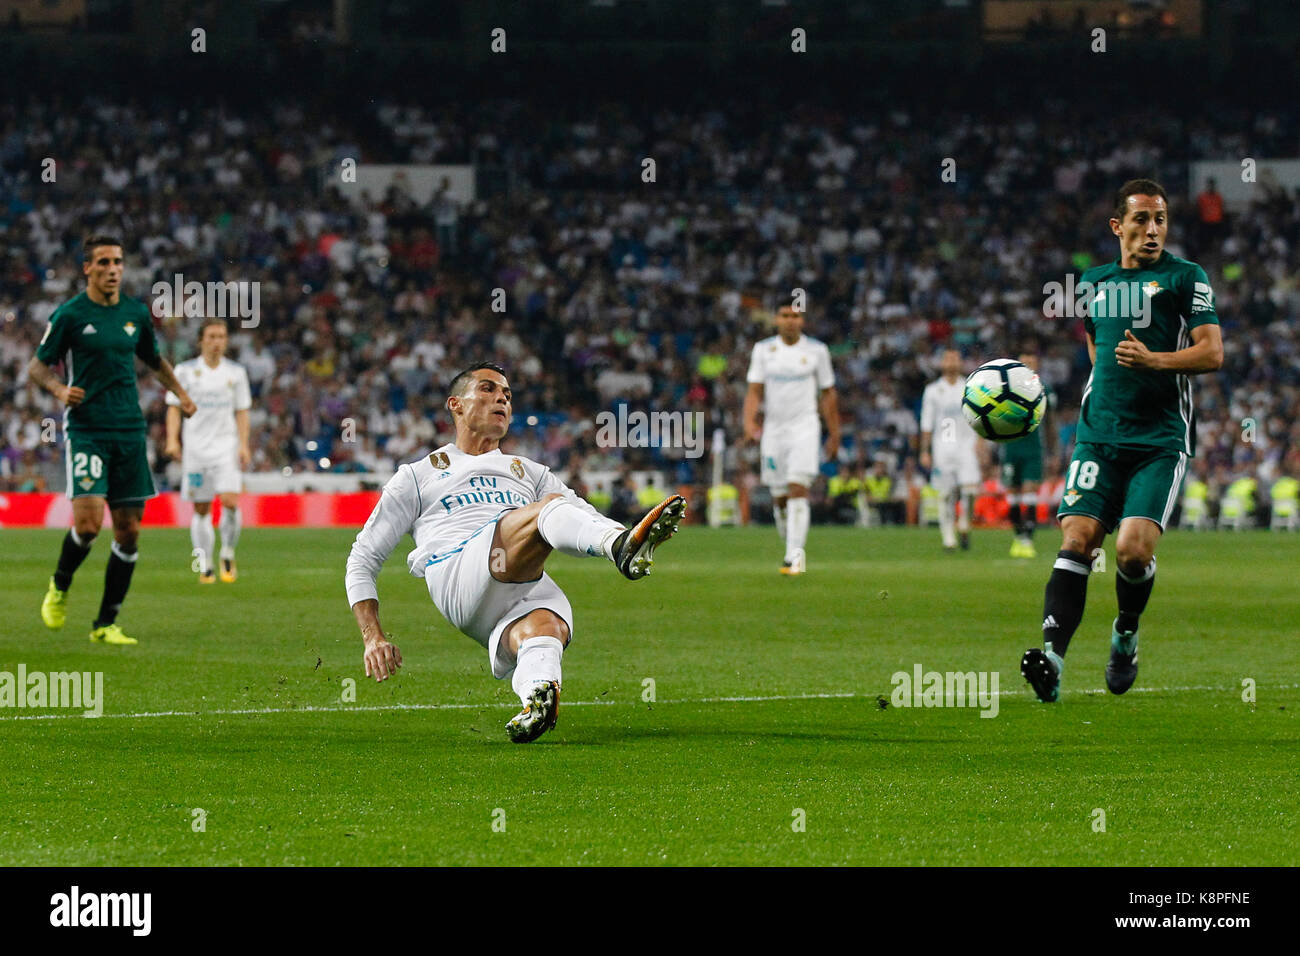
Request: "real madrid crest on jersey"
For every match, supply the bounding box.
[430,451,450,469]
[511,458,525,479]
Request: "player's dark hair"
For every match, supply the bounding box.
[198,317,228,340]
[446,362,508,402]
[1113,179,1168,221]
[82,235,124,261]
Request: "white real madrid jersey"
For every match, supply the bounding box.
[920,376,977,456]
[344,443,596,607]
[746,334,835,431]
[166,357,252,463]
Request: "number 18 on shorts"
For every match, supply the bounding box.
[1057,441,1188,533]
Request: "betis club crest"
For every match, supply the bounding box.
[511,458,525,479]
[430,451,450,469]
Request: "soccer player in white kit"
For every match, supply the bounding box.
[919,349,980,551]
[345,363,686,743]
[165,319,252,583]
[743,306,839,574]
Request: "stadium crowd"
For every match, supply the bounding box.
[2,94,1299,526]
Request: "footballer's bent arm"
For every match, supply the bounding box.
[26,357,80,405]
[147,357,196,415]
[1152,324,1224,374]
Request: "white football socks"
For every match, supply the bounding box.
[537,496,623,560]
[773,503,786,541]
[957,490,973,533]
[219,506,241,559]
[938,492,957,547]
[785,497,810,561]
[191,513,215,573]
[511,635,564,705]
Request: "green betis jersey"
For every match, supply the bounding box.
[35,292,160,436]
[1077,252,1218,456]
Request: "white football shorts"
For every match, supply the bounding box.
[423,514,574,680]
[930,449,981,492]
[760,427,820,490]
[182,454,242,502]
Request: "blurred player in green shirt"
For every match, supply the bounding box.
[29,236,196,645]
[1021,181,1223,702]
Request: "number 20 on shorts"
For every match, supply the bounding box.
[73,451,104,479]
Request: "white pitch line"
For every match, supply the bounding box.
[0,684,1294,723]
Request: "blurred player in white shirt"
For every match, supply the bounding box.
[165,319,252,583]
[919,349,980,550]
[743,306,839,574]
[345,362,685,743]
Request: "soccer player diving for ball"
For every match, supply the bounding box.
[1021,179,1223,702]
[345,363,686,742]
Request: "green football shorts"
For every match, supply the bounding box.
[65,432,157,507]
[1057,441,1187,532]
[1000,439,1043,486]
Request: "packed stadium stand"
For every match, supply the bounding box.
[3,1,1299,529]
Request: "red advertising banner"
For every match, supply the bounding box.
[0,492,382,528]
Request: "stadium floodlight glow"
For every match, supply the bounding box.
[319,458,331,469]
[306,440,318,451]
[527,415,539,426]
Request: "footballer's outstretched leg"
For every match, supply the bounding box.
[1023,514,1104,701]
[610,494,686,580]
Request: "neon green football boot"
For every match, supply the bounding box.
[90,623,138,646]
[41,577,68,630]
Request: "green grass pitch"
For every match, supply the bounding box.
[1,525,1296,866]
